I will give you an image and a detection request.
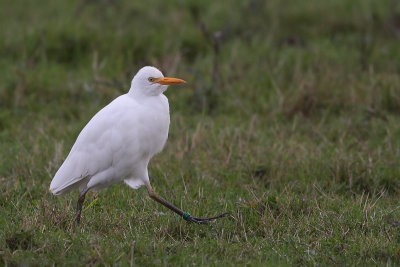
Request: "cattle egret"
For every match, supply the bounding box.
[50,66,227,225]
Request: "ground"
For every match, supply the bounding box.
[1,0,400,265]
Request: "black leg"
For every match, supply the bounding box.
[146,184,228,224]
[75,189,88,225]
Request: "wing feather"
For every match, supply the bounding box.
[49,96,127,195]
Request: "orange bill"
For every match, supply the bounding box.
[155,77,186,85]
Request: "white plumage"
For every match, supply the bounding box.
[50,66,176,195]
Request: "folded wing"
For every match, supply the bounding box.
[50,97,124,195]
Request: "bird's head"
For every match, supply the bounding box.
[130,66,186,97]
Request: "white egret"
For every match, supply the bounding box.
[50,66,227,224]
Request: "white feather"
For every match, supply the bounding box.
[50,66,172,195]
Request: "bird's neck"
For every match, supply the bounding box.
[128,89,168,106]
[129,91,162,102]
[128,86,162,99]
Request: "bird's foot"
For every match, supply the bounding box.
[183,212,229,224]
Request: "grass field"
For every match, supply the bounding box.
[1,0,400,265]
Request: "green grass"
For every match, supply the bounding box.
[1,0,400,265]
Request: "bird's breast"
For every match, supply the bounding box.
[109,96,170,179]
[129,95,170,157]
[143,107,170,156]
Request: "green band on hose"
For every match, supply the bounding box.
[183,212,191,220]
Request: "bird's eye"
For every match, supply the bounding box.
[148,77,155,82]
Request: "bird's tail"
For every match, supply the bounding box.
[49,156,89,195]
